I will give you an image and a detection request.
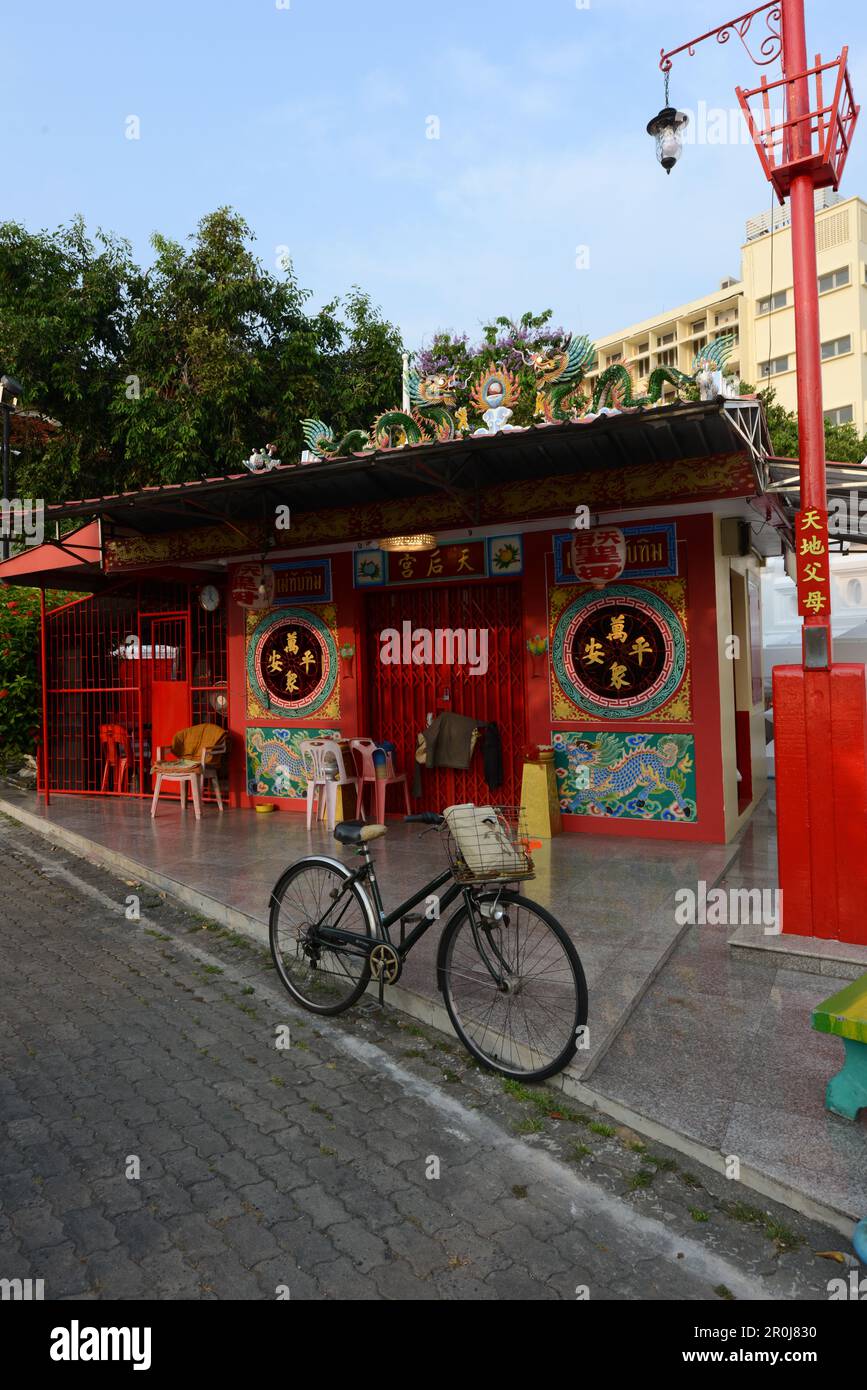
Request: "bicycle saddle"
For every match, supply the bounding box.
[333,821,387,844]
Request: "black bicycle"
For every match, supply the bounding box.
[268,807,587,1082]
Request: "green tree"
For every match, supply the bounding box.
[0,215,137,500]
[0,208,405,496]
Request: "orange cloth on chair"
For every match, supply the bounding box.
[151,723,225,773]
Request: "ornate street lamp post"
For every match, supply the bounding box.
[650,1,866,946]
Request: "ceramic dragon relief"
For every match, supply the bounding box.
[298,333,739,459]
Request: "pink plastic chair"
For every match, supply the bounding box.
[299,738,362,831]
[351,738,411,824]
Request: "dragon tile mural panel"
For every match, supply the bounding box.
[549,579,691,723]
[554,731,697,823]
[246,727,340,799]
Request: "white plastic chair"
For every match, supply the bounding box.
[299,738,362,831]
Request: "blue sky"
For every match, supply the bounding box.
[6,0,867,350]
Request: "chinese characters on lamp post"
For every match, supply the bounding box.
[794,508,831,620]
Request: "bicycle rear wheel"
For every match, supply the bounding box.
[269,857,373,1015]
[440,891,587,1082]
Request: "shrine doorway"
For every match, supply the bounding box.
[365,581,527,809]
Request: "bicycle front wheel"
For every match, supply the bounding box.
[269,857,373,1015]
[440,892,587,1082]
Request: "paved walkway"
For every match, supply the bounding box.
[0,786,742,1081]
[590,798,867,1222]
[1,785,865,1229]
[0,817,847,1300]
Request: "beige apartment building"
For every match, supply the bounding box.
[588,191,867,436]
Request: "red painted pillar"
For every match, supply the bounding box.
[773,0,867,943]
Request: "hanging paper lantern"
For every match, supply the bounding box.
[232,563,273,609]
[571,527,626,590]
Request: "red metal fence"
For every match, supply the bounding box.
[41,582,228,798]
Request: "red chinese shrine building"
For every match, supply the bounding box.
[0,386,799,846]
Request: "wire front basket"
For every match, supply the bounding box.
[441,804,536,884]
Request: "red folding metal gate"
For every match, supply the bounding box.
[365,581,527,809]
[41,582,228,798]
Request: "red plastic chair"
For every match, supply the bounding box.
[99,724,132,793]
[350,738,411,823]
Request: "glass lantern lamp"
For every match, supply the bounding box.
[647,106,689,173]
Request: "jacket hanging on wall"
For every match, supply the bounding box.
[413,712,502,798]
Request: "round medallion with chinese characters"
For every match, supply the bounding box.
[246,608,337,715]
[554,585,686,719]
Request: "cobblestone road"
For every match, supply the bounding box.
[0,816,848,1301]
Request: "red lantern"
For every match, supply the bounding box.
[571,527,626,590]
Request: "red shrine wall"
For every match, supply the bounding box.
[225,513,763,843]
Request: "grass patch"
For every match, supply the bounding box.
[571,1143,592,1161]
[441,1069,462,1084]
[402,1049,427,1060]
[589,1121,615,1137]
[499,1079,590,1126]
[627,1140,647,1154]
[511,1184,528,1200]
[270,1076,286,1088]
[689,1208,710,1223]
[645,1155,678,1173]
[200,964,223,976]
[722,1202,802,1252]
[681,1172,701,1188]
[628,1169,655,1191]
[714,1285,736,1301]
[515,1116,545,1135]
[144,929,171,940]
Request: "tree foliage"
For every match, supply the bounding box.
[0,209,405,499]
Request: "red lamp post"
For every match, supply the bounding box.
[654,1,867,945]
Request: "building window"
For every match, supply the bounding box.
[824,404,854,425]
[657,331,675,347]
[821,334,852,360]
[606,352,622,366]
[757,289,788,314]
[657,348,677,368]
[693,336,707,354]
[759,355,789,377]
[690,319,706,334]
[636,356,650,378]
[847,579,863,607]
[818,265,850,294]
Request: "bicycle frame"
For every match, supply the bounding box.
[306,834,513,982]
[313,844,465,959]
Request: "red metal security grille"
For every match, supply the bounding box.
[42,582,228,798]
[365,581,527,811]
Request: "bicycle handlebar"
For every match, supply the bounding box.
[404,812,444,826]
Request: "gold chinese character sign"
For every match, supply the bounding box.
[246,607,339,717]
[553,586,688,719]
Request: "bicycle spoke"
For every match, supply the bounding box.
[443,897,583,1078]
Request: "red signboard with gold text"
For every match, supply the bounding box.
[794,508,831,618]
